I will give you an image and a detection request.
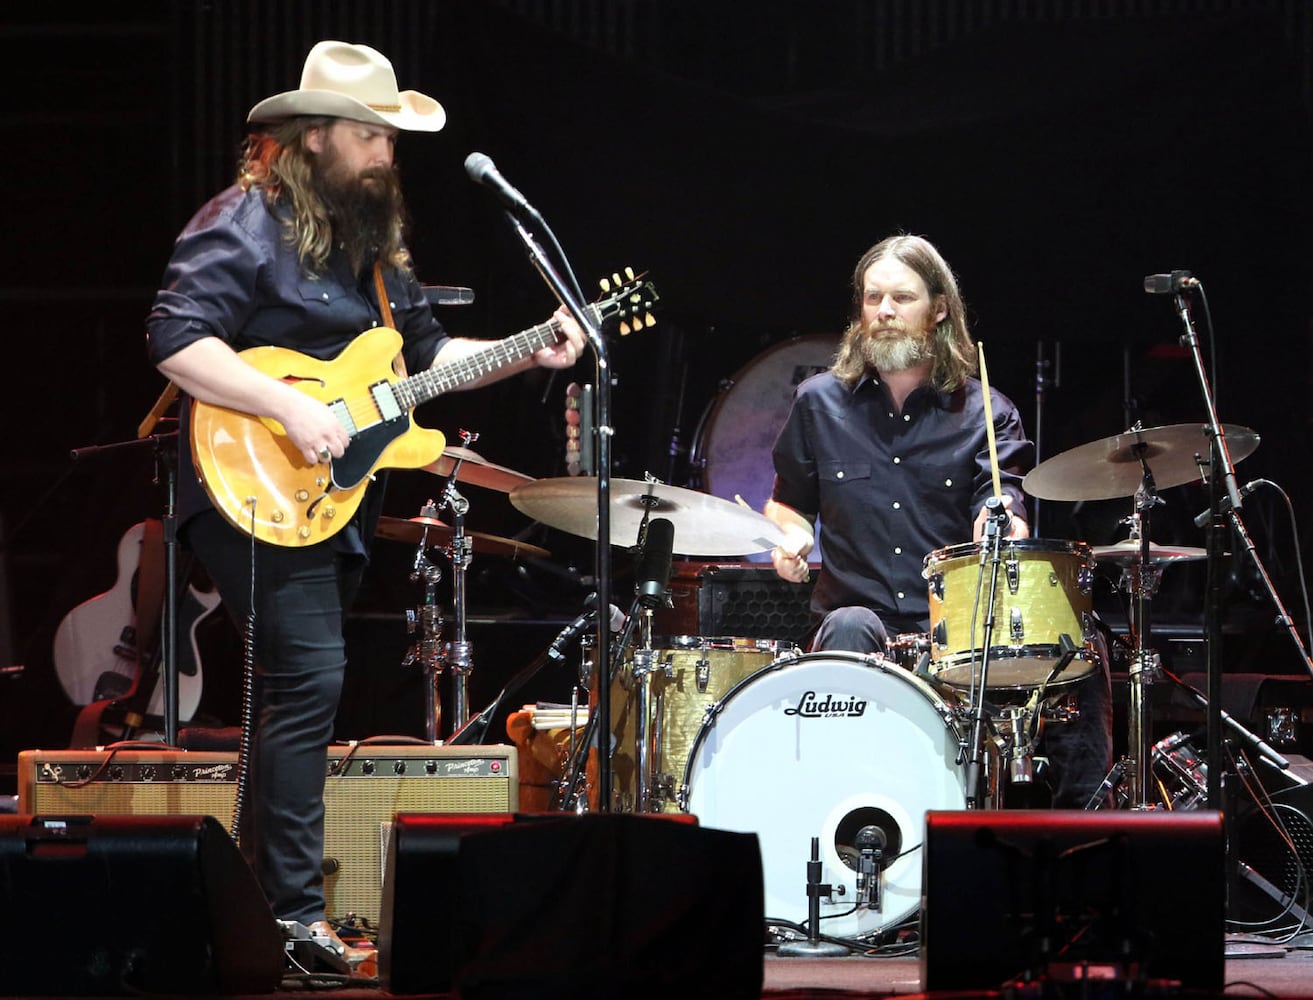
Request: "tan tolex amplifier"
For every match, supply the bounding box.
[17,744,518,924]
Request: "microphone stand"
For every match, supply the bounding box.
[503,212,613,809]
[1169,286,1248,809]
[963,500,1009,807]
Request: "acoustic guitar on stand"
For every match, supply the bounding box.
[191,272,657,547]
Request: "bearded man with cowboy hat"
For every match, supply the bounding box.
[147,41,585,960]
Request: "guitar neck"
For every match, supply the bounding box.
[394,304,596,410]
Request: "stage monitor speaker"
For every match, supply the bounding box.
[0,813,284,995]
[379,812,764,999]
[1231,781,1313,929]
[921,809,1225,992]
[17,744,517,924]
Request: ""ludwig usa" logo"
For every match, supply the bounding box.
[784,691,868,718]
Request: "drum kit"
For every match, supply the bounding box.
[383,412,1263,944]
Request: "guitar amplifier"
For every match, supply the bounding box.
[654,561,814,645]
[17,744,518,924]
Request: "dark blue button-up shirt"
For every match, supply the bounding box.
[771,370,1034,629]
[146,184,450,549]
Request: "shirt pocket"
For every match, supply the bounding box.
[909,461,974,503]
[296,273,348,309]
[818,460,872,487]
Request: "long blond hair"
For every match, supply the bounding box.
[832,234,976,391]
[237,117,410,273]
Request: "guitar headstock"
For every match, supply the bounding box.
[596,267,659,336]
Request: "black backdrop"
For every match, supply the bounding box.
[3,1,1311,757]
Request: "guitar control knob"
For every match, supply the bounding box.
[362,760,376,775]
[393,760,406,775]
[294,489,310,502]
[298,526,311,540]
[271,510,285,523]
[322,506,336,519]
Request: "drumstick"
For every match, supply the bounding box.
[977,342,1004,500]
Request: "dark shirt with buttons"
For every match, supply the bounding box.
[771,369,1033,631]
[146,184,450,554]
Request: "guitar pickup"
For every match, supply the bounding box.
[369,381,403,423]
[328,398,358,435]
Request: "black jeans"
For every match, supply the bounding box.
[187,510,363,924]
[812,605,1113,809]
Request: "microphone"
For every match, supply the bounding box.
[606,602,627,634]
[464,151,535,217]
[1143,270,1200,295]
[1192,479,1262,528]
[549,593,600,657]
[635,518,676,609]
[855,825,886,910]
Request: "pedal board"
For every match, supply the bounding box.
[278,920,349,976]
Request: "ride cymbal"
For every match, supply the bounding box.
[375,515,550,560]
[1023,423,1259,501]
[422,446,535,493]
[509,478,787,556]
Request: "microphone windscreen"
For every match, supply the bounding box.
[635,518,675,608]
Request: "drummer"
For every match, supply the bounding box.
[763,233,1111,809]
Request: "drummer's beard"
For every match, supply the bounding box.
[859,317,935,374]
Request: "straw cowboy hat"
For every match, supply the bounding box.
[248,40,445,132]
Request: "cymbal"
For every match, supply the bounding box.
[375,515,550,560]
[1091,539,1208,566]
[1023,423,1260,501]
[422,446,535,493]
[509,478,787,556]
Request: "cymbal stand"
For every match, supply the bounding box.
[437,441,477,733]
[1123,457,1166,810]
[401,500,446,743]
[963,498,1011,807]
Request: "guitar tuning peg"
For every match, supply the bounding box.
[619,320,631,336]
[645,312,656,327]
[624,266,635,280]
[610,272,622,287]
[599,277,612,292]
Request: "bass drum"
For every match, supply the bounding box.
[684,651,971,940]
[691,335,839,562]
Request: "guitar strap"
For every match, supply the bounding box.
[373,262,407,377]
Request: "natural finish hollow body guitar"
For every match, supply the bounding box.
[190,274,656,547]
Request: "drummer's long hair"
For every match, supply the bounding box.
[832,234,977,391]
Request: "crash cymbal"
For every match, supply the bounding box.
[1091,539,1208,566]
[422,446,535,493]
[510,478,787,556]
[375,515,550,560]
[1022,423,1260,502]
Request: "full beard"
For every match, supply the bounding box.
[312,156,407,273]
[858,319,933,374]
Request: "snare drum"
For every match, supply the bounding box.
[923,539,1098,690]
[683,651,976,939]
[610,636,793,812]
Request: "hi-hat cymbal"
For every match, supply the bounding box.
[422,446,535,493]
[1023,423,1260,502]
[375,515,550,560]
[510,478,787,556]
[1091,539,1208,567]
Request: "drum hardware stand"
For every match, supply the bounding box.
[962,497,1012,807]
[777,837,850,957]
[401,499,447,742]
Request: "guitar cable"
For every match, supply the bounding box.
[230,497,259,845]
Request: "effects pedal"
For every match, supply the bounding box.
[278,919,350,976]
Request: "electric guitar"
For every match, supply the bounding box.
[191,272,658,547]
[53,521,216,720]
